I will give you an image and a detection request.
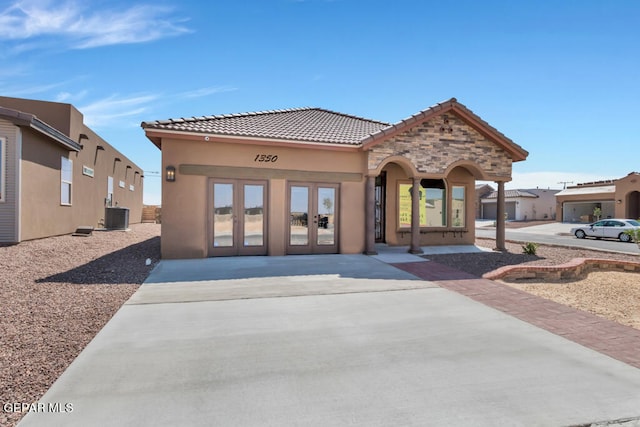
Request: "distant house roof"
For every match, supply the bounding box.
[483,189,539,200]
[555,185,616,197]
[141,108,390,148]
[0,106,82,151]
[142,98,528,162]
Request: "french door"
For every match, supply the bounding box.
[209,179,267,256]
[287,183,339,254]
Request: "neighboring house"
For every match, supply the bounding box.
[475,183,494,219]
[555,172,640,223]
[0,96,143,243]
[480,188,559,221]
[142,98,528,259]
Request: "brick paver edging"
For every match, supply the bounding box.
[392,261,640,369]
[483,257,640,282]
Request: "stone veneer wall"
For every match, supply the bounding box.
[367,113,512,178]
[484,258,640,282]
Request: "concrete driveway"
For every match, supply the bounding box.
[19,255,640,427]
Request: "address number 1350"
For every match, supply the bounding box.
[254,154,278,162]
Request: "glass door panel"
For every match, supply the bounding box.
[213,183,234,248]
[316,187,335,246]
[287,183,339,254]
[210,180,267,256]
[290,186,309,246]
[243,184,264,247]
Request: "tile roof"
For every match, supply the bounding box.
[555,185,616,197]
[483,189,539,199]
[141,108,390,145]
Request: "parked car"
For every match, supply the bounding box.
[571,219,640,242]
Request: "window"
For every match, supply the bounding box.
[0,137,5,202]
[61,156,72,205]
[451,186,465,227]
[106,176,114,207]
[422,179,446,227]
[397,182,426,228]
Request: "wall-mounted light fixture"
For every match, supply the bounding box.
[166,166,176,182]
[617,199,622,204]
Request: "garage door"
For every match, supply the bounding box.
[482,203,497,220]
[481,202,516,220]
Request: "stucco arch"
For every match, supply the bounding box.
[443,159,493,181]
[369,155,419,177]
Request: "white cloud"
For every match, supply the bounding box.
[55,89,87,102]
[180,86,237,99]
[0,1,191,49]
[0,80,69,96]
[79,94,159,128]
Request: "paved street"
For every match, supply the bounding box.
[476,222,640,254]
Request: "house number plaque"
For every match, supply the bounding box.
[254,154,278,162]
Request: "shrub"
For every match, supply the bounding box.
[522,242,539,255]
[623,228,640,246]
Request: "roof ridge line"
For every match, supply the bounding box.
[144,106,390,127]
[309,107,390,126]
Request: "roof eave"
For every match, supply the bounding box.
[30,118,82,151]
[0,107,81,151]
[142,128,361,151]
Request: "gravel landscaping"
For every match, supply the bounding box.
[1,223,160,427]
[2,226,639,426]
[428,238,640,331]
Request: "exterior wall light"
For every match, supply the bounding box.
[166,166,176,182]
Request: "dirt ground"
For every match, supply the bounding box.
[504,271,640,330]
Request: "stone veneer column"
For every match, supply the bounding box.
[364,175,377,255]
[409,177,423,254]
[496,181,506,251]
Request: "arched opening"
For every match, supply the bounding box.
[376,161,412,244]
[627,191,640,219]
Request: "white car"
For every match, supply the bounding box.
[571,219,640,242]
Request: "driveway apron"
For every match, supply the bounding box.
[18,254,640,427]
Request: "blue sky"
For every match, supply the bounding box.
[1,0,638,204]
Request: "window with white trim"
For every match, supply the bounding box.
[106,176,113,207]
[0,137,5,202]
[61,156,73,205]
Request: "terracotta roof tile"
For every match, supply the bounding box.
[483,189,539,199]
[141,108,389,145]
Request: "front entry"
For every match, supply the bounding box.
[287,183,339,254]
[209,179,267,256]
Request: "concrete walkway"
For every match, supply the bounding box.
[19,254,640,427]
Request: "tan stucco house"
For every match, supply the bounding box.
[555,172,640,222]
[142,98,528,259]
[0,96,144,243]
